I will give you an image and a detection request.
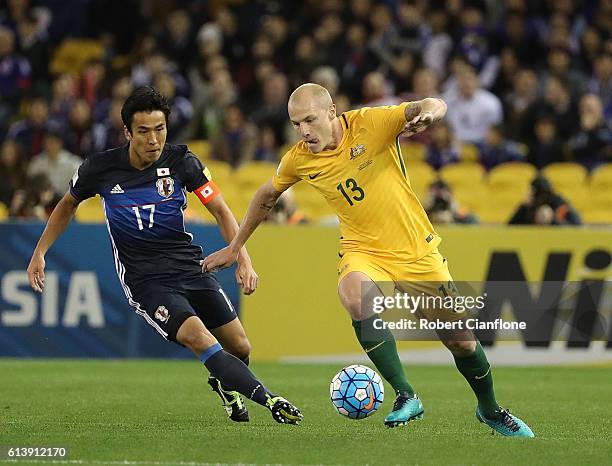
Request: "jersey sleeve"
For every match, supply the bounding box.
[363,102,410,137]
[271,150,300,192]
[182,151,220,205]
[69,157,98,202]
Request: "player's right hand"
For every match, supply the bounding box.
[202,246,239,272]
[27,253,46,293]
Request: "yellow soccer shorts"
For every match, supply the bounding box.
[337,248,465,322]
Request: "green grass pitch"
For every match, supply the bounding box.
[1,359,610,465]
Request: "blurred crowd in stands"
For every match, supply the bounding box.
[0,0,610,223]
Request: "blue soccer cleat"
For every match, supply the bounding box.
[476,407,535,437]
[384,393,424,428]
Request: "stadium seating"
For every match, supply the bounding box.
[405,160,436,201]
[488,162,537,192]
[439,162,486,212]
[590,164,612,191]
[399,142,427,162]
[50,39,104,75]
[74,196,105,223]
[187,140,210,162]
[234,161,277,192]
[205,160,233,191]
[439,162,485,190]
[542,162,589,212]
[292,182,335,221]
[458,143,480,162]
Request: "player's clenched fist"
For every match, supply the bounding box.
[27,253,46,293]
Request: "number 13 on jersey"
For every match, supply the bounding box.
[336,178,365,206]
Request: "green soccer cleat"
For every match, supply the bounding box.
[384,393,424,428]
[476,407,535,438]
[208,377,249,422]
[265,395,303,425]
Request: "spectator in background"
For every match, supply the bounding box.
[359,71,399,107]
[422,9,453,79]
[49,73,76,125]
[6,95,49,159]
[15,11,50,89]
[588,53,611,117]
[503,68,539,140]
[424,180,478,225]
[210,104,257,168]
[254,126,280,163]
[79,59,108,117]
[444,64,503,144]
[527,116,565,168]
[425,121,460,170]
[157,9,195,75]
[311,66,340,99]
[290,35,321,90]
[541,46,586,98]
[64,99,95,157]
[154,72,193,143]
[265,189,308,225]
[0,139,27,208]
[28,127,81,197]
[491,47,520,99]
[479,125,525,170]
[524,76,577,143]
[9,173,61,220]
[93,98,125,152]
[509,176,581,225]
[0,25,31,132]
[251,72,289,146]
[340,22,376,101]
[189,68,237,140]
[568,94,612,169]
[313,13,345,68]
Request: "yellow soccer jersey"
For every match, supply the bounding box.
[272,103,441,263]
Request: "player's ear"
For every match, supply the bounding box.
[123,125,132,141]
[328,104,337,120]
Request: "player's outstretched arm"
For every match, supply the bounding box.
[204,195,258,295]
[403,98,447,136]
[202,180,282,271]
[27,192,80,292]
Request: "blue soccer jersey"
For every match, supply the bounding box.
[70,144,219,291]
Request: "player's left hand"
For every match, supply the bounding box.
[202,246,239,272]
[403,111,434,136]
[235,260,258,295]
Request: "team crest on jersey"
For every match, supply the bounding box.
[156,177,174,198]
[154,305,170,323]
[350,144,366,160]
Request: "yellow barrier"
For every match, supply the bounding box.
[241,225,612,360]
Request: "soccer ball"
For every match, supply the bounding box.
[329,364,384,419]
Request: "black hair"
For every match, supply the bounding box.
[121,86,171,133]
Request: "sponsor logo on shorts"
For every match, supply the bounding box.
[154,305,170,323]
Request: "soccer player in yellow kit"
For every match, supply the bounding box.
[203,84,533,436]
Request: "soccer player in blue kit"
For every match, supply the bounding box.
[26,87,302,425]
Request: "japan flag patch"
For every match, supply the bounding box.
[195,181,219,205]
[157,167,170,177]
